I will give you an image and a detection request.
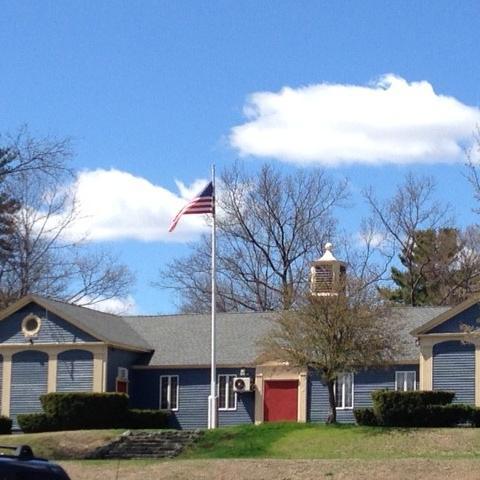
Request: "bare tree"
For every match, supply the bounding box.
[259,284,401,423]
[0,127,72,180]
[0,129,134,310]
[466,127,480,214]
[158,164,348,312]
[363,172,452,306]
[338,216,393,296]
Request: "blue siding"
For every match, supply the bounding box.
[10,350,48,428]
[57,350,93,392]
[106,348,151,393]
[308,365,419,423]
[0,355,3,412]
[130,367,255,429]
[433,341,475,404]
[0,303,96,344]
[428,304,480,334]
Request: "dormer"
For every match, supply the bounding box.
[310,243,346,296]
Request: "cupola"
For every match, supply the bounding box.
[310,243,346,296]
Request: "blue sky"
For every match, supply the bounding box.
[1,1,479,314]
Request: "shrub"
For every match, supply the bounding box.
[17,413,59,433]
[421,404,473,427]
[372,390,456,427]
[19,393,171,432]
[469,407,480,427]
[40,393,129,429]
[126,409,169,429]
[353,408,378,426]
[0,416,12,434]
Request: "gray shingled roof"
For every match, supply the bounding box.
[30,295,152,351]
[123,312,277,366]
[390,306,449,360]
[19,295,450,365]
[123,306,450,366]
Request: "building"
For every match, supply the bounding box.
[0,246,477,429]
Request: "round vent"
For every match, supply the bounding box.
[21,314,42,337]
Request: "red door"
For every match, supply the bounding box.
[264,380,298,422]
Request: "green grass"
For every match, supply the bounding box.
[182,422,480,460]
[3,423,480,462]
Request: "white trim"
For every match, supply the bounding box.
[395,370,417,392]
[218,374,238,411]
[160,375,179,411]
[334,373,354,410]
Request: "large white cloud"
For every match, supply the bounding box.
[230,75,480,165]
[76,295,137,315]
[56,169,210,242]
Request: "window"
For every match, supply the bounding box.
[335,373,353,409]
[160,375,179,410]
[218,374,236,410]
[395,371,416,391]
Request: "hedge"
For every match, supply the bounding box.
[40,392,129,429]
[353,408,378,426]
[17,414,59,433]
[17,393,170,432]
[372,390,456,427]
[0,416,12,434]
[18,409,169,433]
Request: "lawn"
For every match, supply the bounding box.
[2,425,480,479]
[181,422,480,460]
[0,429,123,459]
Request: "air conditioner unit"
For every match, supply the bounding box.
[233,377,252,393]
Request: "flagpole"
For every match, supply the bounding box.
[207,163,217,429]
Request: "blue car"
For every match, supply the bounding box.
[0,445,70,479]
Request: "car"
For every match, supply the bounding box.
[0,444,71,479]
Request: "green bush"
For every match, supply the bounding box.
[372,390,455,427]
[469,407,480,427]
[18,393,171,432]
[17,413,59,433]
[0,416,12,434]
[353,408,378,426]
[421,404,473,427]
[40,393,129,429]
[126,409,169,429]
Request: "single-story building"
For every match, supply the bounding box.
[0,247,478,429]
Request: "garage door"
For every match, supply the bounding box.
[10,350,48,427]
[264,380,298,422]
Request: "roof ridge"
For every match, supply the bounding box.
[32,294,122,317]
[124,311,278,319]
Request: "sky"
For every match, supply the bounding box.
[1,1,480,314]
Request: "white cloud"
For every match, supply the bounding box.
[230,74,480,165]
[356,231,386,249]
[76,295,137,315]
[54,169,210,242]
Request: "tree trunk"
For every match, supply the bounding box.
[326,379,337,424]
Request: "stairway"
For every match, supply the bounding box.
[87,430,204,459]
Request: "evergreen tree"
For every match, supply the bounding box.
[380,228,479,306]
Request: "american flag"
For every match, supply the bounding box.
[168,181,214,232]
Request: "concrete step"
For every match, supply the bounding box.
[86,429,204,459]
